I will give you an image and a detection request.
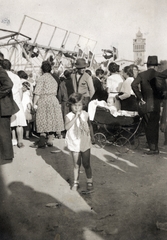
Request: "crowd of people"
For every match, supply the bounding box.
[0,51,167,190]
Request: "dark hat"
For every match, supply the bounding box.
[75,58,88,69]
[145,56,160,66]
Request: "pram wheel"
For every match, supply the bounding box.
[94,133,106,148]
[115,137,131,153]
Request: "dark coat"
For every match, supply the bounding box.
[92,76,102,92]
[0,66,17,160]
[92,76,108,101]
[131,68,167,113]
[0,66,19,116]
[64,77,74,97]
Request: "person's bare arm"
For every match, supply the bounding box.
[65,112,80,131]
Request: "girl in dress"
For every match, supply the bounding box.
[65,93,94,191]
[22,81,34,138]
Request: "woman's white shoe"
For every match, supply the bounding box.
[12,139,17,146]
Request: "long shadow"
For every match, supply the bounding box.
[91,143,139,174]
[4,181,108,240]
[32,139,138,217]
[26,137,167,239]
[32,139,123,218]
[0,168,13,240]
[90,146,167,240]
[8,139,167,239]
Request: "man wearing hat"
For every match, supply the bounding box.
[131,56,167,155]
[71,58,95,110]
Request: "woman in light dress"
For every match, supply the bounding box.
[106,62,123,110]
[115,65,138,111]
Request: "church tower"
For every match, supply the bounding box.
[133,29,146,65]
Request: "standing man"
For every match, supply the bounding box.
[91,68,108,101]
[131,56,167,155]
[71,58,95,110]
[0,53,19,161]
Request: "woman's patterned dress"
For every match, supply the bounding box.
[34,73,64,133]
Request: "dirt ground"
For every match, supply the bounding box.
[0,130,167,240]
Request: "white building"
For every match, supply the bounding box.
[115,58,134,70]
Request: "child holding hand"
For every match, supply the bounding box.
[65,93,94,191]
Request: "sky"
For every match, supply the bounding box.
[0,0,167,62]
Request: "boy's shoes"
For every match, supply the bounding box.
[87,182,94,191]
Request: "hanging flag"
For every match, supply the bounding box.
[83,52,88,59]
[88,51,93,61]
[87,51,94,67]
[91,56,99,69]
[78,48,83,57]
[113,47,118,60]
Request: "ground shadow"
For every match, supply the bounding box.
[3,181,109,240]
[0,168,13,240]
[23,137,167,240]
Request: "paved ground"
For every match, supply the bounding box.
[0,131,167,240]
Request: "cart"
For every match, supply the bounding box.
[92,106,143,153]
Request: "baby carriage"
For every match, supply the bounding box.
[91,106,143,153]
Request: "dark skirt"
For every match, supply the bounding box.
[120,95,138,111]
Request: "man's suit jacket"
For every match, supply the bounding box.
[0,66,19,116]
[71,72,95,98]
[131,68,167,113]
